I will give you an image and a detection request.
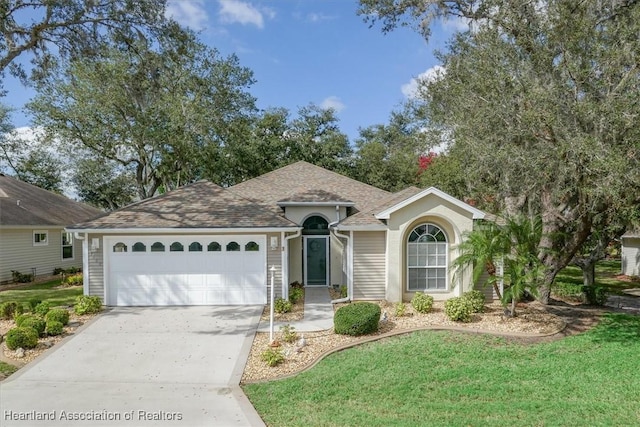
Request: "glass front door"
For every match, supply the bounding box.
[305,237,328,286]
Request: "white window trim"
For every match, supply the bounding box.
[33,230,49,247]
[61,231,74,260]
[406,223,449,292]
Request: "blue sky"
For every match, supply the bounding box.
[4,0,465,143]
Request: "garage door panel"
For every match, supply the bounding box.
[108,236,267,306]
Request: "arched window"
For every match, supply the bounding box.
[189,242,203,252]
[132,242,146,252]
[151,242,165,252]
[245,241,259,251]
[226,241,240,251]
[170,242,184,252]
[113,242,127,253]
[207,242,221,252]
[407,224,447,291]
[302,215,329,235]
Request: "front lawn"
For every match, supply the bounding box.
[555,259,638,294]
[0,278,82,308]
[244,313,640,426]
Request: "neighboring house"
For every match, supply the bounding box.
[0,174,102,284]
[621,230,640,277]
[67,161,490,306]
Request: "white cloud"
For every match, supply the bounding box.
[441,16,469,33]
[166,0,209,31]
[307,12,334,23]
[218,0,273,29]
[401,65,446,99]
[320,96,345,113]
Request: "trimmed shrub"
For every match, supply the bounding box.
[411,293,434,314]
[463,290,486,313]
[15,314,36,327]
[1,301,23,320]
[46,320,64,336]
[289,287,304,304]
[274,297,293,314]
[74,295,102,315]
[45,308,70,326]
[584,286,608,306]
[394,302,407,317]
[34,301,51,317]
[261,347,285,367]
[444,297,474,322]
[334,302,381,336]
[28,298,42,313]
[5,327,39,350]
[20,316,46,336]
[62,273,83,287]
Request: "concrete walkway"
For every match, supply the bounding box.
[257,287,334,333]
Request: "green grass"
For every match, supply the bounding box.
[555,259,636,295]
[0,361,18,378]
[0,278,81,308]
[244,313,640,427]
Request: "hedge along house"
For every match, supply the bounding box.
[67,161,491,306]
[0,173,102,284]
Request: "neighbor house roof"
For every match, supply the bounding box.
[339,186,423,229]
[0,173,102,227]
[68,181,298,230]
[622,230,640,239]
[230,161,390,214]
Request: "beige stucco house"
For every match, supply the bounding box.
[0,174,102,284]
[67,161,491,306]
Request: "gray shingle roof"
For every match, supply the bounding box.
[230,161,390,214]
[278,189,354,205]
[339,186,423,227]
[0,174,102,226]
[70,181,297,230]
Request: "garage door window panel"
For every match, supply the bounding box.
[132,242,146,252]
[208,242,221,252]
[170,242,184,252]
[189,242,203,252]
[113,242,127,253]
[227,242,240,252]
[151,242,165,252]
[245,241,259,251]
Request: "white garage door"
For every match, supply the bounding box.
[105,236,267,306]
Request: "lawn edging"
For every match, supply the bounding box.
[241,320,567,385]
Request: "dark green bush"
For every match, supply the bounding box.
[463,290,486,313]
[45,308,70,326]
[46,320,64,336]
[411,293,434,314]
[34,301,51,317]
[584,286,608,306]
[334,302,381,336]
[0,301,23,320]
[289,287,304,304]
[28,298,42,312]
[11,270,33,283]
[74,295,102,315]
[5,327,39,350]
[444,297,474,322]
[15,314,36,327]
[20,316,46,336]
[274,297,293,314]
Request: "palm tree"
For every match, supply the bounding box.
[451,220,509,301]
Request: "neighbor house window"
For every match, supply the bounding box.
[62,232,73,259]
[33,230,48,246]
[407,224,448,291]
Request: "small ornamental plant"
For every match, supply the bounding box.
[394,302,407,317]
[411,293,434,314]
[74,296,102,315]
[279,324,298,344]
[5,327,39,350]
[463,290,486,313]
[45,308,70,326]
[444,297,474,322]
[261,347,285,367]
[274,297,293,314]
[46,320,64,336]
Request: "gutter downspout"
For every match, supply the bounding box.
[74,232,89,296]
[283,229,302,301]
[329,205,351,303]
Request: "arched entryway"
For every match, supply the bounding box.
[303,215,329,286]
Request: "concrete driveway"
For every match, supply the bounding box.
[0,306,265,427]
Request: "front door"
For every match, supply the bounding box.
[305,236,328,286]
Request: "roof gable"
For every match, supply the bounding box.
[339,186,423,229]
[375,187,485,220]
[0,174,102,226]
[69,181,297,230]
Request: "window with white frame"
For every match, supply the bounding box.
[407,224,448,291]
[33,230,48,246]
[62,232,73,259]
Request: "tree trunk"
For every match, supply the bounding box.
[581,260,596,287]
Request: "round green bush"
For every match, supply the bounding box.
[45,308,70,326]
[34,301,51,317]
[15,314,37,327]
[20,316,46,336]
[74,295,102,315]
[444,297,474,322]
[463,290,486,313]
[334,302,381,336]
[5,327,39,350]
[274,297,293,314]
[411,292,434,314]
[584,286,608,306]
[1,301,23,320]
[46,320,64,336]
